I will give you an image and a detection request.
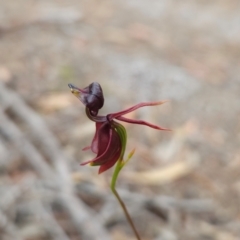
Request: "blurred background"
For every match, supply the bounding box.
[0,0,240,240]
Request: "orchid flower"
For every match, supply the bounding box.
[69,82,169,240]
[68,82,169,174]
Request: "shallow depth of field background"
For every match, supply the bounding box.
[0,1,240,240]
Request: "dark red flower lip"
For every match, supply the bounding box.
[68,82,104,116]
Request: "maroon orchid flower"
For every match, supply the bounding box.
[68,82,169,174]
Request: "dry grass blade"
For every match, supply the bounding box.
[123,161,196,186]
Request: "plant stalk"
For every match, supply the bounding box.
[111,160,141,240]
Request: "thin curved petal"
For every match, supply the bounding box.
[116,116,171,131]
[108,101,168,120]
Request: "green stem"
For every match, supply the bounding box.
[111,160,141,240]
[110,121,141,240]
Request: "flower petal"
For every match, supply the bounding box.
[94,123,111,156]
[98,146,121,174]
[90,122,106,153]
[116,116,171,131]
[108,101,168,120]
[81,125,121,166]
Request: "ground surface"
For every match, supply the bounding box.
[0,1,240,240]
